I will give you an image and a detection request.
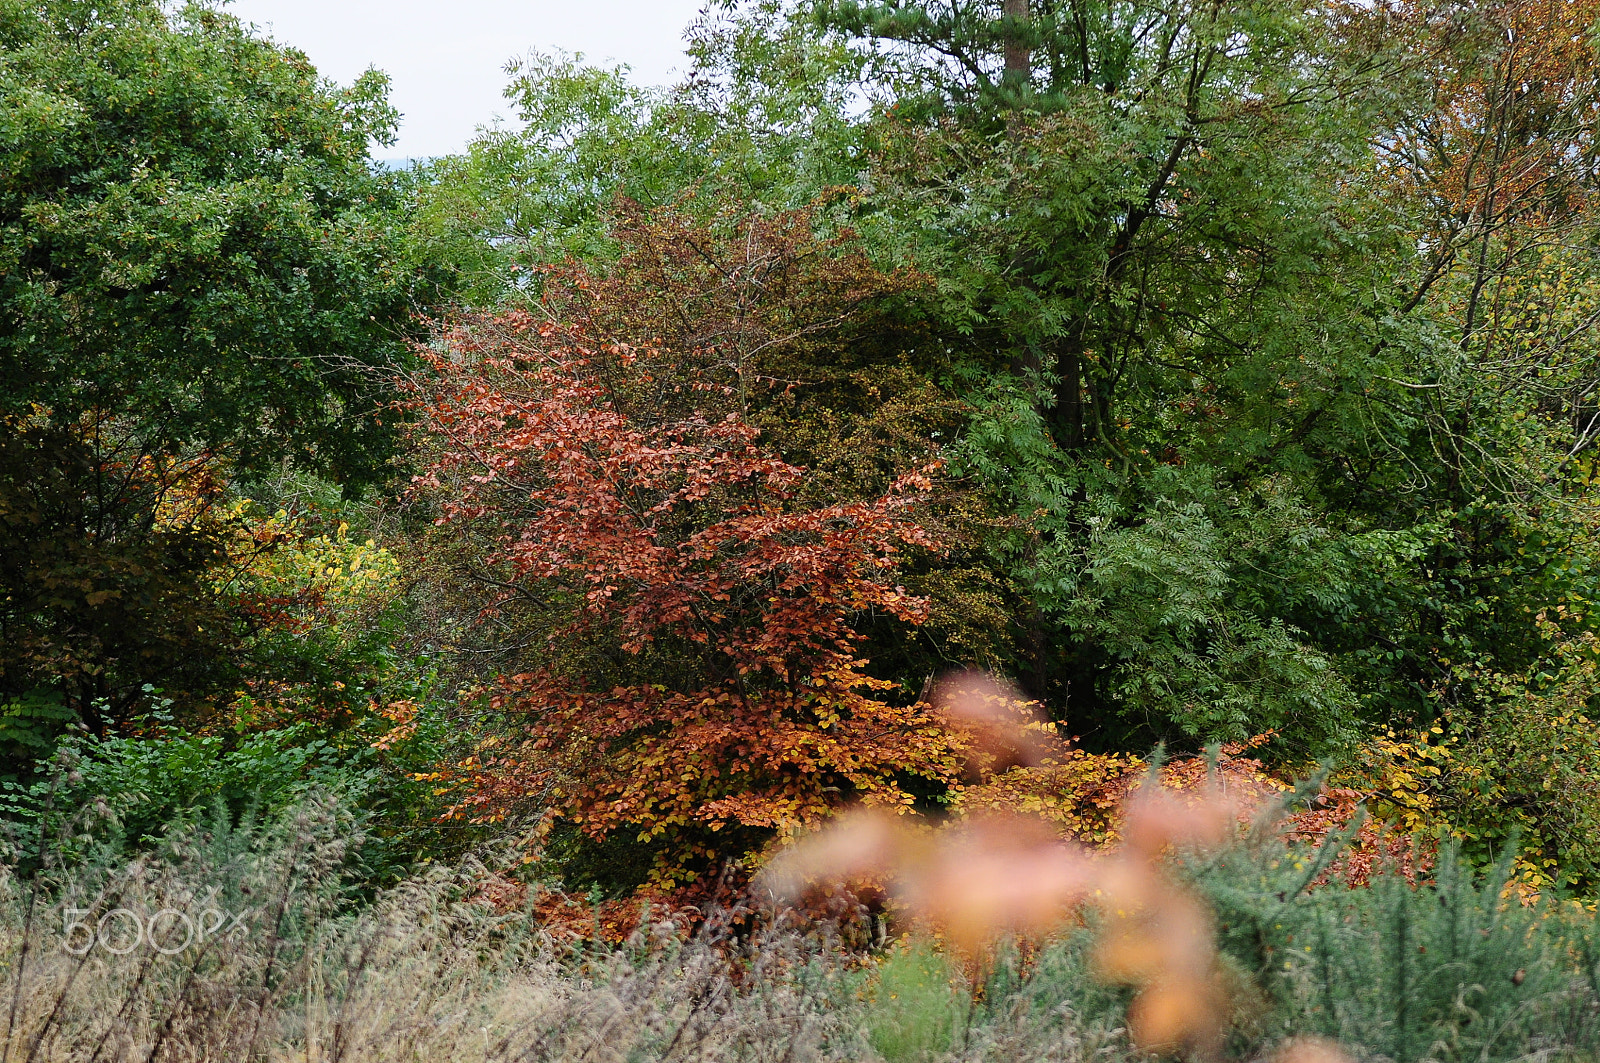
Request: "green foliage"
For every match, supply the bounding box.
[408,51,659,301]
[800,0,1422,745]
[0,688,73,766]
[382,2,1600,889]
[0,688,364,848]
[0,465,472,883]
[0,0,423,485]
[0,675,466,886]
[785,0,1600,760]
[1195,835,1594,1062]
[956,402,1363,747]
[409,4,869,302]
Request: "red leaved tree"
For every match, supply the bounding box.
[407,237,963,890]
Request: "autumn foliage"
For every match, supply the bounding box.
[1377,0,1600,228]
[407,211,964,890]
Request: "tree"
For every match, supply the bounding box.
[1313,0,1600,727]
[409,3,872,304]
[0,415,238,746]
[0,0,420,484]
[0,0,429,721]
[805,0,1417,748]
[408,209,969,892]
[791,0,1600,754]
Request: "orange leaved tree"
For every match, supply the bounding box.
[1373,0,1600,333]
[408,288,962,892]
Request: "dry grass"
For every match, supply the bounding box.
[7,789,1600,1063]
[0,795,880,1063]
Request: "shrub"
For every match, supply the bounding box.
[0,677,463,887]
[1326,613,1600,894]
[1195,834,1599,1061]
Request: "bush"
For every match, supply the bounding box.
[1194,831,1599,1060]
[0,681,466,887]
[1331,614,1600,894]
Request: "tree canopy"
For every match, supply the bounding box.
[0,0,420,485]
[11,0,1600,901]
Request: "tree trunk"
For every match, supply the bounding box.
[1052,335,1086,451]
[1003,0,1031,88]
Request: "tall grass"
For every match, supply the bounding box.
[5,793,1600,1062]
[0,793,872,1062]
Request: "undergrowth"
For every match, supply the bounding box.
[3,793,1600,1062]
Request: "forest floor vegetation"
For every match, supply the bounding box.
[3,787,1598,1063]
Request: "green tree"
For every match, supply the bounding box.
[800,0,1600,751]
[0,0,420,482]
[410,2,871,303]
[0,0,429,730]
[806,0,1420,748]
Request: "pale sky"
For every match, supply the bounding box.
[222,0,710,159]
